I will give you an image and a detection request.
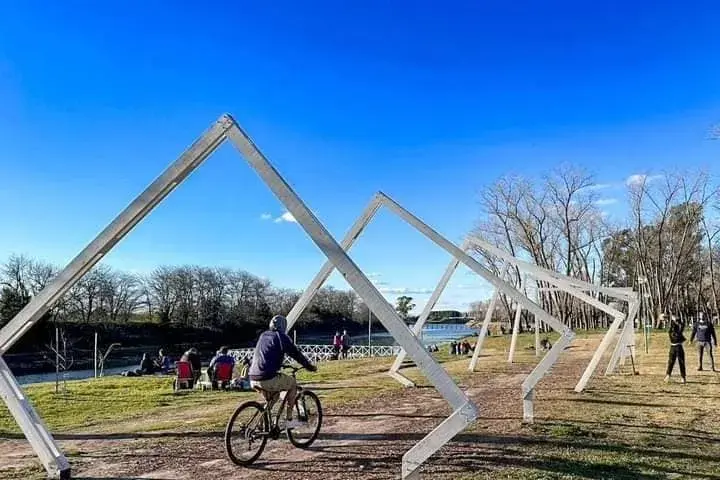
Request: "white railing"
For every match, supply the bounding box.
[229,344,401,364]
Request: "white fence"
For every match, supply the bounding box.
[229,344,401,364]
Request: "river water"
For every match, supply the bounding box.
[16,324,476,385]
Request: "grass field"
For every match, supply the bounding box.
[1,331,718,480]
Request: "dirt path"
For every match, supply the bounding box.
[1,340,601,480]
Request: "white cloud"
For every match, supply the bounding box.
[594,198,618,206]
[367,272,382,279]
[274,211,297,223]
[584,183,615,191]
[625,174,662,187]
[379,287,433,295]
[260,213,273,220]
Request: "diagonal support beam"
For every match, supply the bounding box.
[469,289,499,371]
[521,330,574,422]
[0,118,233,355]
[388,240,469,385]
[285,194,385,332]
[605,300,639,375]
[508,275,526,364]
[402,400,477,479]
[0,357,70,479]
[469,237,633,302]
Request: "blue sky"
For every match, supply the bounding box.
[1,1,719,313]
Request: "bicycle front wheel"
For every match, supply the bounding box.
[225,401,268,466]
[287,390,323,448]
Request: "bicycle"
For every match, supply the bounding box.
[224,364,323,466]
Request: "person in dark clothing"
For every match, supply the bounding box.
[138,353,156,375]
[690,312,717,371]
[340,330,351,359]
[248,315,317,429]
[180,347,202,383]
[665,314,687,383]
[155,349,173,374]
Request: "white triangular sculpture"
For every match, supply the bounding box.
[288,196,640,423]
[0,115,477,480]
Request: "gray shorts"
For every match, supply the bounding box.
[697,341,713,351]
[250,373,296,392]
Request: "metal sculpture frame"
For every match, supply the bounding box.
[415,236,639,419]
[463,238,640,394]
[288,195,640,421]
[0,115,477,480]
[285,193,582,422]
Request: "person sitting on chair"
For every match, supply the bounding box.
[180,347,202,384]
[207,346,236,386]
[248,315,317,430]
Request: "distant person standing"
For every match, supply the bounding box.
[691,312,717,372]
[332,331,342,359]
[665,314,687,384]
[340,330,351,359]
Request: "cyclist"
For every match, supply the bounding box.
[248,315,317,429]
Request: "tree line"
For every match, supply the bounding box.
[471,165,720,330]
[4,165,717,336]
[0,255,375,331]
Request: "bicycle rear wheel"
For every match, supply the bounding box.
[225,401,268,466]
[287,390,323,448]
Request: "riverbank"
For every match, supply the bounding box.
[12,323,476,383]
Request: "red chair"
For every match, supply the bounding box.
[173,361,194,392]
[213,362,234,389]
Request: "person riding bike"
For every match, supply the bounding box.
[248,315,317,429]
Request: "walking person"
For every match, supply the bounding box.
[332,331,342,360]
[664,314,687,384]
[690,312,717,372]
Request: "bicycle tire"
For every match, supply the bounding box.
[287,390,323,448]
[225,401,268,466]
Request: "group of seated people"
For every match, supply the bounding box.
[123,346,250,389]
[123,349,174,377]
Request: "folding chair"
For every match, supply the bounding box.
[173,361,194,392]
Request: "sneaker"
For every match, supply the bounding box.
[664,375,670,383]
[285,419,307,430]
[698,367,703,371]
[680,378,687,384]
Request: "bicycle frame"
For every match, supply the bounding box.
[253,367,306,438]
